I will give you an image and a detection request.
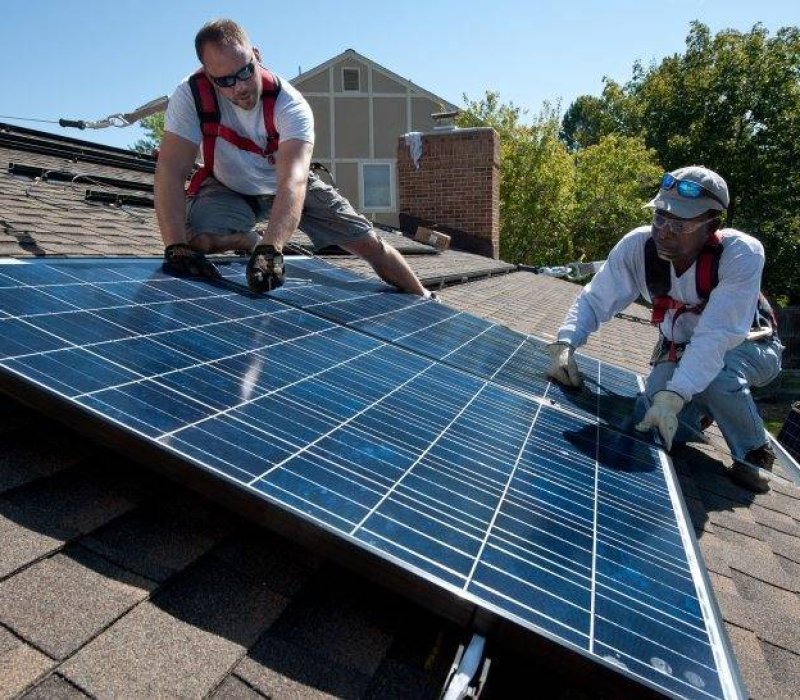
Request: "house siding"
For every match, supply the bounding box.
[292,50,456,223]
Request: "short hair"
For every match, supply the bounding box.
[195,19,251,62]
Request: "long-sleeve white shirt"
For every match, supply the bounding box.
[556,226,765,400]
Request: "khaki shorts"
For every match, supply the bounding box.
[186,173,374,250]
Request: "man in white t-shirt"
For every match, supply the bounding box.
[156,18,431,297]
[546,166,783,492]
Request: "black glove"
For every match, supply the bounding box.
[163,243,221,279]
[246,244,285,293]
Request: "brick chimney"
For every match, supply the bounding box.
[397,128,500,259]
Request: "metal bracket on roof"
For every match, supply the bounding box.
[440,633,490,700]
[535,260,606,281]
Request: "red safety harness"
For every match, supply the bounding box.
[186,66,281,197]
[644,233,777,362]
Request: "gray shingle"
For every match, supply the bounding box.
[0,547,154,660]
[60,554,288,697]
[0,428,84,493]
[21,673,90,699]
[81,492,234,582]
[235,635,371,700]
[1,461,141,538]
[0,625,54,698]
[264,566,396,676]
[0,505,67,579]
[210,675,268,699]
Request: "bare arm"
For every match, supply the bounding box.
[154,131,199,247]
[259,138,312,250]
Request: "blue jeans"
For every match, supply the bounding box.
[638,336,784,459]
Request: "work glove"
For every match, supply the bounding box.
[635,390,685,451]
[163,243,221,279]
[246,244,285,293]
[546,342,582,388]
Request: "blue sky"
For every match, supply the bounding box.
[1,1,797,150]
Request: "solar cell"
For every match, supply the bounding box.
[0,256,743,699]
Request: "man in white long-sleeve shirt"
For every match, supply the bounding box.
[547,166,783,492]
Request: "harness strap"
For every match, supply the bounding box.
[186,67,282,197]
[644,230,777,360]
[645,232,722,362]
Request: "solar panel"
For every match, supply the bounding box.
[777,402,800,463]
[0,256,743,699]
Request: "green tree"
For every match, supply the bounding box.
[563,22,800,301]
[132,112,165,154]
[572,135,663,261]
[458,93,575,265]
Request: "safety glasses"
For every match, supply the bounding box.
[661,173,726,208]
[652,211,717,236]
[210,60,255,88]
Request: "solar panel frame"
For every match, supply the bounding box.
[0,256,746,699]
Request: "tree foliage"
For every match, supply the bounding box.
[458,94,575,266]
[572,135,662,261]
[132,112,165,154]
[458,93,660,267]
[562,22,800,301]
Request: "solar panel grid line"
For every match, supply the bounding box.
[595,597,709,654]
[152,336,387,443]
[351,378,496,533]
[594,615,718,684]
[1,291,254,360]
[596,531,692,586]
[490,508,593,574]
[73,321,331,400]
[655,449,744,699]
[467,574,589,642]
[476,554,591,630]
[597,484,676,531]
[594,579,706,640]
[595,499,685,555]
[251,366,442,487]
[352,521,469,584]
[390,466,497,522]
[464,396,544,586]
[384,489,487,545]
[589,362,602,654]
[481,533,592,603]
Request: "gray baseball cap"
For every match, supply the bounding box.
[645,165,729,219]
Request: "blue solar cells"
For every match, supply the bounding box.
[0,257,742,700]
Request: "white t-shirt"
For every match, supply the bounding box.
[164,69,314,195]
[556,227,765,400]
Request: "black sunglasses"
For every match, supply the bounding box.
[210,60,256,88]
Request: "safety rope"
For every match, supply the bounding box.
[0,115,61,125]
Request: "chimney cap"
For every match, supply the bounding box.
[431,110,460,131]
[431,110,460,121]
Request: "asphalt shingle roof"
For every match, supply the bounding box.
[1,123,799,699]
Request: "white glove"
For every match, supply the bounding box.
[546,342,582,388]
[635,390,685,451]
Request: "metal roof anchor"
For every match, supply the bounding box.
[440,633,490,700]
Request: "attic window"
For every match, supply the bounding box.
[342,68,361,92]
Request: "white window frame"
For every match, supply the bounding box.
[358,160,395,213]
[341,67,361,92]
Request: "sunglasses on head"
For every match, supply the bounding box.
[661,173,726,208]
[210,60,256,88]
